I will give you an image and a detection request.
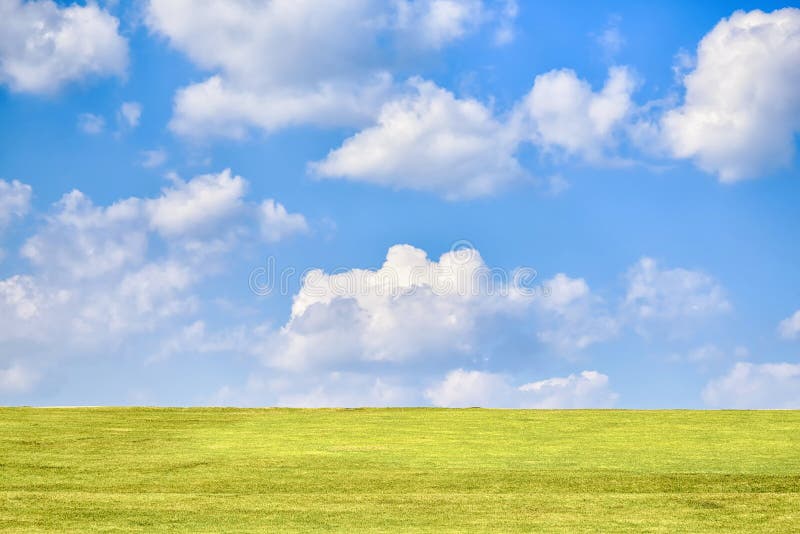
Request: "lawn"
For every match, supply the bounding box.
[0,408,798,532]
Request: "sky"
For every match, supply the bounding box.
[0,0,799,408]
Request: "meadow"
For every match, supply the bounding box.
[0,408,798,532]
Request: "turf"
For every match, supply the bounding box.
[0,408,798,532]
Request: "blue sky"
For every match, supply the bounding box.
[1,0,799,407]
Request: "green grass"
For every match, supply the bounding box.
[1,409,798,532]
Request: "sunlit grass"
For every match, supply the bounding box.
[1,408,798,532]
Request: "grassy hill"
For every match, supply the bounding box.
[1,408,798,532]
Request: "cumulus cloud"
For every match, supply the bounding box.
[4,189,194,348]
[394,0,486,49]
[1,169,307,359]
[513,66,637,161]
[312,78,524,199]
[149,4,798,191]
[0,179,32,229]
[778,310,800,340]
[0,0,127,94]
[624,257,730,332]
[703,362,800,408]
[252,243,632,375]
[144,170,246,238]
[146,0,501,138]
[21,190,146,280]
[259,200,308,243]
[311,7,800,195]
[662,8,800,181]
[0,274,46,322]
[312,66,640,199]
[168,74,394,139]
[425,368,618,408]
[263,244,533,370]
[535,273,619,352]
[19,170,306,282]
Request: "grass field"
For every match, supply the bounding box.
[0,408,798,532]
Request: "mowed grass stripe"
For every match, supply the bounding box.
[1,408,798,532]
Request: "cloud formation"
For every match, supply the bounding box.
[703,362,800,408]
[261,244,535,371]
[0,171,308,387]
[119,101,142,129]
[312,79,523,199]
[0,0,127,94]
[0,363,39,394]
[146,0,507,138]
[514,66,636,161]
[314,66,637,198]
[624,257,730,332]
[0,179,31,230]
[425,368,618,408]
[662,8,800,181]
[778,310,800,340]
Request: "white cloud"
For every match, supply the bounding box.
[518,370,618,408]
[168,74,395,139]
[145,0,499,138]
[212,367,617,409]
[77,113,105,135]
[0,0,127,94]
[259,199,308,243]
[0,363,39,394]
[312,67,641,199]
[145,0,390,137]
[119,101,142,128]
[146,0,385,86]
[144,169,246,238]
[425,369,512,407]
[21,190,146,280]
[141,148,168,168]
[703,362,800,408]
[426,368,618,408]
[0,274,45,321]
[262,244,533,371]
[19,170,305,279]
[0,179,32,229]
[624,257,730,329]
[662,8,800,181]
[778,310,800,340]
[535,273,619,352]
[493,0,518,45]
[514,66,636,161]
[394,0,485,49]
[75,261,198,337]
[255,243,628,374]
[3,169,306,356]
[312,78,524,199]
